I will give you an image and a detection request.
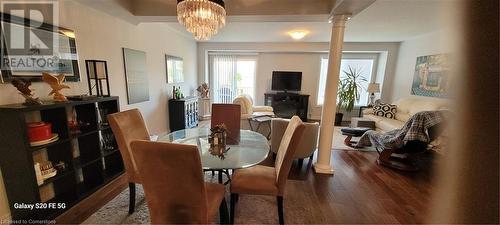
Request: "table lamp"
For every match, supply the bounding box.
[367,83,380,106]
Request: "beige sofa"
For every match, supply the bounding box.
[271,118,319,166]
[363,97,449,132]
[233,95,274,132]
[233,94,274,119]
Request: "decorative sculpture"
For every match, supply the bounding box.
[11,78,43,105]
[42,73,70,102]
[196,83,209,98]
[208,123,230,159]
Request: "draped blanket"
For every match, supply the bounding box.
[355,111,447,149]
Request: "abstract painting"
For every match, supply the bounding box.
[411,54,450,98]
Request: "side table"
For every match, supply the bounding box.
[358,105,372,117]
[350,117,376,129]
[248,115,274,140]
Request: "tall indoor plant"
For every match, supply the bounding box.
[335,66,367,125]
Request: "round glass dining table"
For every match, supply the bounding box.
[158,128,270,183]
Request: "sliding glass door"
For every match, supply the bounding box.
[209,54,257,103]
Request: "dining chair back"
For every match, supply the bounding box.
[130,140,227,224]
[108,109,149,182]
[108,109,149,213]
[211,104,241,144]
[274,116,306,196]
[229,115,305,224]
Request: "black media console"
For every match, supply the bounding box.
[264,93,309,121]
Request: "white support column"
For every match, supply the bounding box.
[314,14,350,174]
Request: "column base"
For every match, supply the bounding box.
[313,163,335,175]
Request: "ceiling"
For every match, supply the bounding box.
[131,0,337,16]
[77,0,459,42]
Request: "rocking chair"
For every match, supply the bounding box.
[376,124,442,171]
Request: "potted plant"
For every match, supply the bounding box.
[335,66,367,125]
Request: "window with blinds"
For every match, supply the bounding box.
[209,53,257,103]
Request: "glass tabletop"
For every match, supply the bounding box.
[158,128,270,170]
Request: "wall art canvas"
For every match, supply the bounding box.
[0,13,80,83]
[123,48,149,104]
[411,54,450,98]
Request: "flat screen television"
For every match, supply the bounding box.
[271,71,302,91]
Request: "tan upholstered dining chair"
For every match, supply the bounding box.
[108,109,150,214]
[230,116,305,225]
[130,140,229,224]
[271,118,320,168]
[211,104,241,144]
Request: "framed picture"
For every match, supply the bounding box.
[0,13,80,83]
[165,54,184,83]
[122,48,150,104]
[411,54,450,98]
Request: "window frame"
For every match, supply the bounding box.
[208,52,258,103]
[316,52,380,106]
[235,55,258,101]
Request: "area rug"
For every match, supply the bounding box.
[332,127,377,152]
[83,176,318,224]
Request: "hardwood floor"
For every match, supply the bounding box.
[67,119,437,224]
[263,150,437,224]
[187,120,438,223]
[56,173,128,224]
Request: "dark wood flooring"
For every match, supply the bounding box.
[262,150,437,224]
[65,119,437,224]
[196,120,437,223]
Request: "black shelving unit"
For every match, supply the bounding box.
[0,96,124,221]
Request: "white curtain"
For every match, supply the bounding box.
[209,54,238,103]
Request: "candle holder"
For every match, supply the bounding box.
[208,124,230,159]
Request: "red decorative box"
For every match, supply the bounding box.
[27,122,52,142]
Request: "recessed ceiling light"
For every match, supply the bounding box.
[287,30,309,40]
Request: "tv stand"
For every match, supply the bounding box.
[264,93,309,121]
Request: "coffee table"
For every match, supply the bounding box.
[341,127,372,147]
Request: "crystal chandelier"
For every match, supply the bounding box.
[177,0,226,41]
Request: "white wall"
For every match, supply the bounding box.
[197,42,400,120]
[390,30,453,101]
[0,0,197,219]
[257,53,323,119]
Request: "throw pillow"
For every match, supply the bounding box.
[373,103,397,119]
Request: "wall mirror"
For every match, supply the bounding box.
[166,54,184,83]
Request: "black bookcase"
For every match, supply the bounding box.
[168,97,199,132]
[264,93,309,121]
[0,97,124,221]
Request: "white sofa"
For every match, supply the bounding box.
[233,95,274,132]
[363,97,449,132]
[233,94,274,120]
